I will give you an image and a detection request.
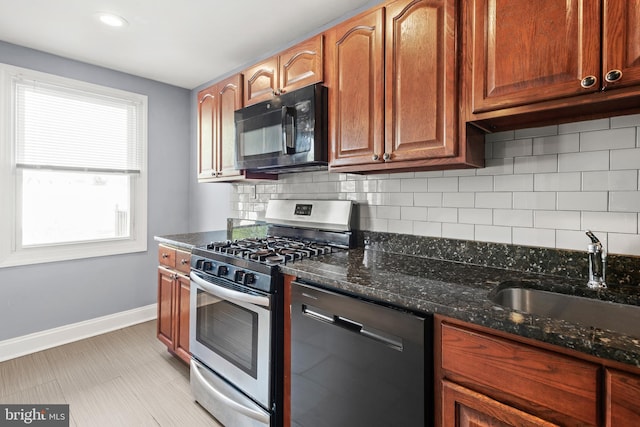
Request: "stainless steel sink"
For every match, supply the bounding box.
[490,287,640,337]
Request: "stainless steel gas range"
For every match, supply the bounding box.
[189,199,355,427]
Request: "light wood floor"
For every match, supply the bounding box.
[0,320,222,426]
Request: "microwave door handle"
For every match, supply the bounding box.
[281,106,296,154]
[189,272,270,308]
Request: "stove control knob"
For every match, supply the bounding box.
[195,259,204,270]
[203,261,213,272]
[234,270,246,283]
[244,273,256,284]
[217,265,229,276]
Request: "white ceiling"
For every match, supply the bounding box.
[0,0,377,89]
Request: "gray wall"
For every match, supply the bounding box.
[0,41,193,341]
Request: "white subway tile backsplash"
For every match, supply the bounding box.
[414,192,442,207]
[582,170,638,191]
[557,191,608,211]
[582,212,638,234]
[534,210,580,230]
[494,174,534,191]
[442,223,475,240]
[494,209,533,227]
[427,177,459,192]
[609,191,640,212]
[513,227,555,248]
[475,225,512,244]
[580,128,636,152]
[459,208,493,225]
[442,192,475,208]
[611,148,640,171]
[534,172,581,191]
[233,116,640,256]
[492,138,533,158]
[459,175,493,192]
[427,207,458,223]
[532,133,579,155]
[558,151,610,172]
[513,192,557,210]
[475,192,513,209]
[514,154,558,174]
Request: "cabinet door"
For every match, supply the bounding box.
[328,7,385,167]
[470,0,601,113]
[157,267,175,350]
[605,369,640,426]
[279,35,324,94]
[174,274,191,364]
[602,0,640,91]
[442,380,559,427]
[243,57,278,106]
[197,86,217,179]
[217,74,243,178]
[385,0,457,162]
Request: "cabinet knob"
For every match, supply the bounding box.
[211,171,216,176]
[180,259,188,265]
[162,253,169,259]
[605,69,622,83]
[372,154,379,161]
[383,153,391,161]
[580,75,597,89]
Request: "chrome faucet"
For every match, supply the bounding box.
[586,230,607,289]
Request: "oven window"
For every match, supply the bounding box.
[196,290,259,378]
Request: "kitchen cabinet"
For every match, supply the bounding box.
[197,74,273,182]
[326,0,484,174]
[605,369,640,426]
[437,315,640,426]
[464,0,640,131]
[157,245,191,364]
[242,34,323,106]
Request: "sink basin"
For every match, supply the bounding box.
[490,287,640,337]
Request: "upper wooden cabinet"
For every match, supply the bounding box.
[465,0,640,131]
[243,35,324,106]
[197,75,273,182]
[327,0,484,173]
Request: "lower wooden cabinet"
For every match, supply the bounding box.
[157,245,191,364]
[605,368,640,426]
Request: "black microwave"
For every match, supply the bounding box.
[234,83,327,173]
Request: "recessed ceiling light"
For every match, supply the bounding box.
[96,12,128,28]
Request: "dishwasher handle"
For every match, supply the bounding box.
[302,304,403,351]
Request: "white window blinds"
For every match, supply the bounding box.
[14,78,142,173]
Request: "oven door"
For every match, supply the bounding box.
[189,271,272,412]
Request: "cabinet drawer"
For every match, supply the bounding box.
[158,245,176,268]
[175,249,191,274]
[441,323,599,426]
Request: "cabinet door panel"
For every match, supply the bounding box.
[602,0,640,90]
[606,369,640,426]
[174,275,191,364]
[218,75,243,178]
[471,0,601,113]
[157,267,175,349]
[280,35,323,93]
[328,8,385,167]
[385,0,456,161]
[243,57,278,106]
[442,380,559,427]
[197,87,217,179]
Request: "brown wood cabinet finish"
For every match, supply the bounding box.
[156,245,191,364]
[243,35,323,106]
[328,0,484,173]
[605,368,640,426]
[465,0,640,131]
[440,321,599,426]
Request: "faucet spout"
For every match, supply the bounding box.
[585,230,607,289]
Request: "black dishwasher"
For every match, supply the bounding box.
[290,281,433,427]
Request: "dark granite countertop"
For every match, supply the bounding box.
[154,230,229,250]
[281,247,640,369]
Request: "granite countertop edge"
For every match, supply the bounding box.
[280,248,640,369]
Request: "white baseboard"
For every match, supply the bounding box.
[0,303,157,363]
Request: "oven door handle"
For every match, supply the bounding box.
[190,272,270,308]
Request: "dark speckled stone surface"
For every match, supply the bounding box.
[281,232,640,369]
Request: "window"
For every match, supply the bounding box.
[0,63,147,267]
